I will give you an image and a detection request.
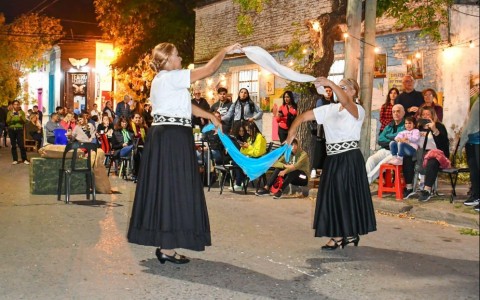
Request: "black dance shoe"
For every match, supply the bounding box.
[155,248,190,264]
[344,235,360,247]
[321,238,344,250]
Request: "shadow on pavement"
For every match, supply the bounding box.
[139,257,329,298]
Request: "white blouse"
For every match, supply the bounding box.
[150,69,191,120]
[313,103,365,144]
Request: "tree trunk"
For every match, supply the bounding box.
[344,0,362,79]
[360,0,377,158]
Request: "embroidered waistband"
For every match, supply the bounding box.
[152,114,191,127]
[326,141,359,155]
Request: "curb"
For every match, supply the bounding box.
[308,189,479,229]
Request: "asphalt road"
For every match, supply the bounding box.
[0,148,478,299]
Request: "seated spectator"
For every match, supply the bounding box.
[59,113,75,131]
[255,139,309,199]
[198,112,229,165]
[111,116,134,159]
[96,114,114,139]
[130,113,148,181]
[25,112,43,148]
[380,88,399,132]
[415,88,443,122]
[388,116,420,165]
[71,114,97,143]
[232,121,267,190]
[402,106,450,201]
[44,113,61,144]
[365,104,405,183]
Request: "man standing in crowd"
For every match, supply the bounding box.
[210,87,232,133]
[315,86,334,107]
[6,100,28,164]
[395,75,424,117]
[191,89,210,129]
[115,95,132,124]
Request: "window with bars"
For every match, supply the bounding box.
[235,69,259,104]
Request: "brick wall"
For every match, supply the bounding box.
[195,0,330,62]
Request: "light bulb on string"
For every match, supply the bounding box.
[343,32,349,39]
[374,47,380,53]
[470,40,475,48]
[415,52,421,59]
[406,59,412,65]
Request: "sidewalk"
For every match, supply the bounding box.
[308,178,479,229]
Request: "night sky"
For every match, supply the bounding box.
[0,0,102,38]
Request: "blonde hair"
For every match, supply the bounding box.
[150,43,176,72]
[342,78,362,105]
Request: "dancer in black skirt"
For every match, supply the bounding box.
[127,42,241,264]
[286,77,376,250]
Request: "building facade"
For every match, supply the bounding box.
[194,0,479,146]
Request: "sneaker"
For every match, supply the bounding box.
[403,188,413,199]
[463,197,480,206]
[273,191,283,199]
[12,161,18,165]
[474,204,479,212]
[419,190,432,202]
[417,181,425,191]
[23,160,30,165]
[232,185,243,191]
[255,188,270,196]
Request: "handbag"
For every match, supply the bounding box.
[270,176,284,194]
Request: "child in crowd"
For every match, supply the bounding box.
[388,116,420,165]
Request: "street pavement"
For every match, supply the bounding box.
[0,147,478,300]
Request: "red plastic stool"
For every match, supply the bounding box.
[378,163,406,200]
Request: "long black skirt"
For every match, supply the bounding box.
[313,149,376,237]
[127,125,211,251]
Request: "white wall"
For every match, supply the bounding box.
[441,4,479,139]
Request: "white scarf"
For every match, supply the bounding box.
[230,46,325,94]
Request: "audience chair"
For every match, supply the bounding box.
[24,127,37,152]
[57,142,98,204]
[205,140,248,194]
[439,138,470,203]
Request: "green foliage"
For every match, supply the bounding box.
[459,228,479,236]
[379,0,453,41]
[234,0,269,36]
[236,14,255,36]
[94,0,197,70]
[0,13,63,105]
[94,0,198,99]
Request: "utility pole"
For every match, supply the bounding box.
[344,0,362,79]
[360,0,378,158]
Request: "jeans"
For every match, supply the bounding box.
[389,141,417,157]
[119,145,133,157]
[8,127,27,162]
[466,143,480,199]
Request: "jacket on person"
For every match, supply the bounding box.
[272,149,310,178]
[6,110,27,129]
[240,133,266,158]
[377,119,405,149]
